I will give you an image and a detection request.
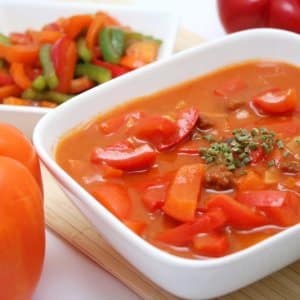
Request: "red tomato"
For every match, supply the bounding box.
[52,36,77,93]
[91,142,157,172]
[217,0,269,33]
[252,88,298,114]
[218,0,300,34]
[0,156,44,300]
[156,208,227,246]
[0,122,42,188]
[192,232,229,257]
[92,182,131,219]
[207,194,269,229]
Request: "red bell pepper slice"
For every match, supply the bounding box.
[0,71,14,86]
[130,115,177,149]
[237,191,300,227]
[91,182,131,219]
[51,36,77,93]
[91,142,156,172]
[192,232,229,257]
[93,59,130,78]
[162,163,205,222]
[207,194,269,229]
[156,208,227,246]
[159,107,200,150]
[253,88,298,114]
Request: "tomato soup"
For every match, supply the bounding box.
[56,60,300,259]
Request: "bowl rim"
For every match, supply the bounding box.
[34,28,300,268]
[0,0,179,114]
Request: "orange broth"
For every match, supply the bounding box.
[56,60,300,259]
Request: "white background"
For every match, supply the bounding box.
[27,0,225,299]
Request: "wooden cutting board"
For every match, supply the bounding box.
[43,26,300,300]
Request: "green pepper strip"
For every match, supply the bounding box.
[125,32,162,48]
[39,44,59,90]
[22,88,72,104]
[77,37,92,63]
[32,75,47,92]
[75,63,111,84]
[100,27,125,64]
[0,33,11,46]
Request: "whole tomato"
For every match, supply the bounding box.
[217,0,300,34]
[0,124,44,300]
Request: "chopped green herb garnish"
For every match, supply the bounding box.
[200,127,279,170]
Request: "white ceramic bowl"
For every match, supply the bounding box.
[33,29,300,299]
[0,0,178,138]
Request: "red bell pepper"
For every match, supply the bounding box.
[218,0,300,34]
[207,194,269,229]
[156,208,227,246]
[237,191,300,227]
[159,107,200,151]
[253,88,298,114]
[91,142,156,172]
[0,71,14,86]
[93,59,130,78]
[51,36,77,93]
[162,163,205,222]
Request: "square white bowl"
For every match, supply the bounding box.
[0,0,178,138]
[33,29,300,299]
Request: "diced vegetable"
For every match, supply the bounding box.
[76,37,92,63]
[214,77,247,97]
[192,232,229,257]
[22,88,71,104]
[39,44,58,90]
[123,220,146,235]
[156,208,227,246]
[100,27,125,64]
[75,63,111,84]
[10,63,31,90]
[162,163,205,222]
[92,182,131,219]
[32,75,47,92]
[236,171,266,191]
[0,33,11,46]
[207,194,269,229]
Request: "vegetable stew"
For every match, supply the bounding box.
[56,60,300,259]
[0,12,161,107]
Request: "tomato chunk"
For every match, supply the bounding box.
[253,88,297,114]
[141,182,169,211]
[214,77,247,97]
[207,194,269,229]
[92,182,131,219]
[192,232,229,257]
[156,208,227,246]
[91,143,156,172]
[162,163,205,222]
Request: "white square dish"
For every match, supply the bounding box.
[33,29,300,299]
[0,0,178,138]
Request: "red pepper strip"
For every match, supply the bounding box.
[156,208,227,246]
[192,232,229,257]
[162,163,205,222]
[207,194,269,229]
[91,143,156,172]
[52,36,77,93]
[93,59,130,78]
[237,191,300,227]
[0,71,14,86]
[92,182,131,219]
[159,107,200,151]
[130,115,177,149]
